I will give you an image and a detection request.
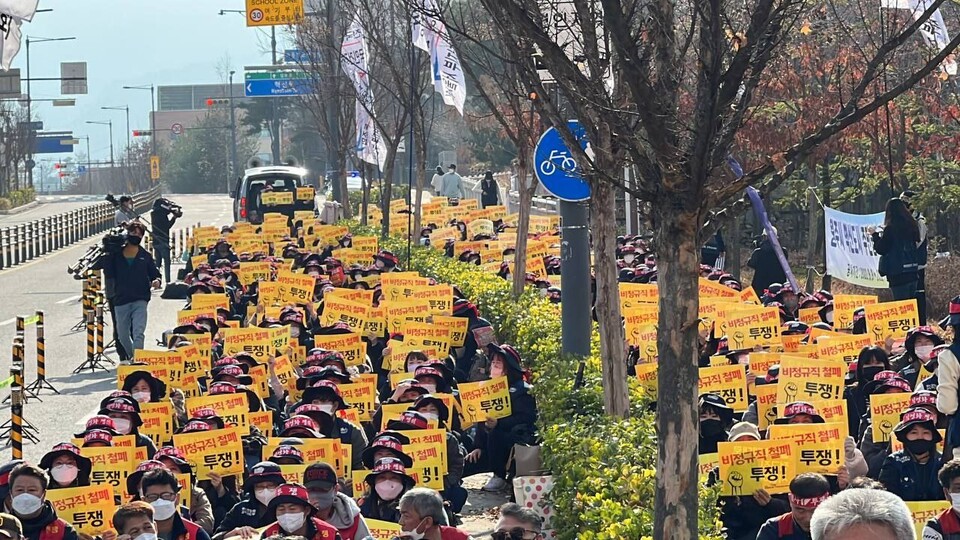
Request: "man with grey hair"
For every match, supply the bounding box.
[810,488,915,540]
[494,503,543,539]
[395,488,469,540]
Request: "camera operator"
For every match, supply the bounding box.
[151,198,181,284]
[93,221,161,362]
[114,196,137,226]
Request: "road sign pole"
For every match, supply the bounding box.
[560,200,592,357]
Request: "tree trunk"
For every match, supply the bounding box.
[804,160,820,293]
[590,176,629,417]
[361,163,370,226]
[728,216,741,281]
[652,198,701,540]
[513,150,535,298]
[336,149,352,219]
[413,116,427,237]
[379,145,400,239]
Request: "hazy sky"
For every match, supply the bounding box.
[13,1,293,162]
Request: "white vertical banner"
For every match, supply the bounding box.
[881,0,957,75]
[0,13,22,70]
[0,0,37,21]
[823,207,887,289]
[410,0,466,115]
[340,14,387,170]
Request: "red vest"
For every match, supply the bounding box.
[38,519,69,540]
[175,518,204,540]
[337,515,360,540]
[262,517,340,540]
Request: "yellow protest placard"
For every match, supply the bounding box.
[191,293,230,312]
[312,332,366,367]
[430,315,469,347]
[798,307,821,326]
[699,278,740,300]
[262,438,344,477]
[808,400,849,439]
[870,393,914,443]
[222,327,273,362]
[906,501,950,540]
[619,283,659,310]
[180,342,211,378]
[402,323,452,358]
[173,427,245,480]
[139,402,174,448]
[381,276,432,304]
[815,334,873,363]
[718,307,782,349]
[339,380,377,422]
[635,362,658,400]
[351,235,379,254]
[81,446,133,499]
[124,351,183,388]
[699,453,719,481]
[717,440,795,496]
[184,334,212,364]
[740,287,762,305]
[177,309,215,326]
[698,365,749,411]
[176,473,193,510]
[768,422,845,475]
[276,270,316,305]
[237,262,273,286]
[409,285,454,315]
[406,443,445,489]
[864,299,920,346]
[466,219,495,239]
[630,324,659,362]
[47,485,117,535]
[320,296,370,334]
[249,410,274,436]
[776,357,846,404]
[185,393,250,429]
[457,376,513,423]
[754,383,779,430]
[278,464,306,485]
[365,519,402,540]
[833,294,879,330]
[261,191,294,206]
[384,301,432,336]
[296,187,315,201]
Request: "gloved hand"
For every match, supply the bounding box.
[844,436,857,464]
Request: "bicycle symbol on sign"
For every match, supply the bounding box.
[539,149,578,177]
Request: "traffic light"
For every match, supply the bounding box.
[53,163,61,169]
[133,130,152,137]
[206,98,230,107]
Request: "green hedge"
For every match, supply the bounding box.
[346,224,722,539]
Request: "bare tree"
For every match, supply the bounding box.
[453,0,960,537]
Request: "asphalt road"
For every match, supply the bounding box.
[0,195,109,227]
[0,193,233,462]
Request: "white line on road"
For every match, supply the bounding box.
[56,295,82,305]
[0,318,15,327]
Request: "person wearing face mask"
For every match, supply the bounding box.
[211,462,285,540]
[359,458,416,523]
[394,488,469,540]
[922,459,960,539]
[121,371,168,404]
[38,444,91,490]
[98,396,158,459]
[408,396,467,511]
[698,393,734,455]
[153,447,215,534]
[93,221,161,362]
[894,326,944,388]
[879,408,944,501]
[300,381,368,468]
[259,484,340,540]
[844,346,891,440]
[4,464,77,540]
[137,468,210,540]
[303,463,369,540]
[111,501,160,540]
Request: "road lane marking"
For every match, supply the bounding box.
[56,295,82,305]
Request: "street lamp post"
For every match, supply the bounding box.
[228,71,239,190]
[101,106,130,160]
[24,35,76,188]
[122,85,156,157]
[86,120,114,168]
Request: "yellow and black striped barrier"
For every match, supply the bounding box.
[25,311,58,395]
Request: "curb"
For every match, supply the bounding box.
[0,200,39,215]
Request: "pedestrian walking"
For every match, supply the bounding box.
[480,171,499,208]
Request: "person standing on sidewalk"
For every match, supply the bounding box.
[901,190,928,321]
[114,195,137,226]
[480,171,500,209]
[150,198,180,284]
[94,222,161,362]
[440,164,466,200]
[430,166,444,196]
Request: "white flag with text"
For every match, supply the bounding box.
[0,13,22,71]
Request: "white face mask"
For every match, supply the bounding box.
[490,366,505,379]
[50,464,78,485]
[825,311,835,324]
[132,391,151,403]
[150,499,177,521]
[915,345,935,360]
[419,411,440,422]
[623,255,635,264]
[419,383,437,394]
[277,512,306,533]
[134,534,157,540]
[254,488,277,507]
[951,493,960,512]
[317,403,335,414]
[112,418,132,435]
[407,363,422,373]
[11,493,43,516]
[374,479,404,501]
[402,519,428,540]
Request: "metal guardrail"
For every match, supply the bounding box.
[0,186,162,270]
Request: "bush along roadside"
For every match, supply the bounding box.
[346,224,722,539]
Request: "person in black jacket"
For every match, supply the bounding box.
[5,463,79,540]
[212,462,285,540]
[878,407,943,501]
[480,171,499,209]
[870,197,921,301]
[748,229,788,298]
[150,198,180,284]
[701,230,726,269]
[466,344,537,493]
[94,222,161,361]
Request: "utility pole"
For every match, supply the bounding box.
[270,26,281,165]
[24,35,77,188]
[228,71,239,192]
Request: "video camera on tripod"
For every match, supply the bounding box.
[65,226,128,278]
[154,197,183,218]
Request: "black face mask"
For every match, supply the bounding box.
[904,438,936,455]
[700,418,725,439]
[859,366,884,385]
[128,236,142,246]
